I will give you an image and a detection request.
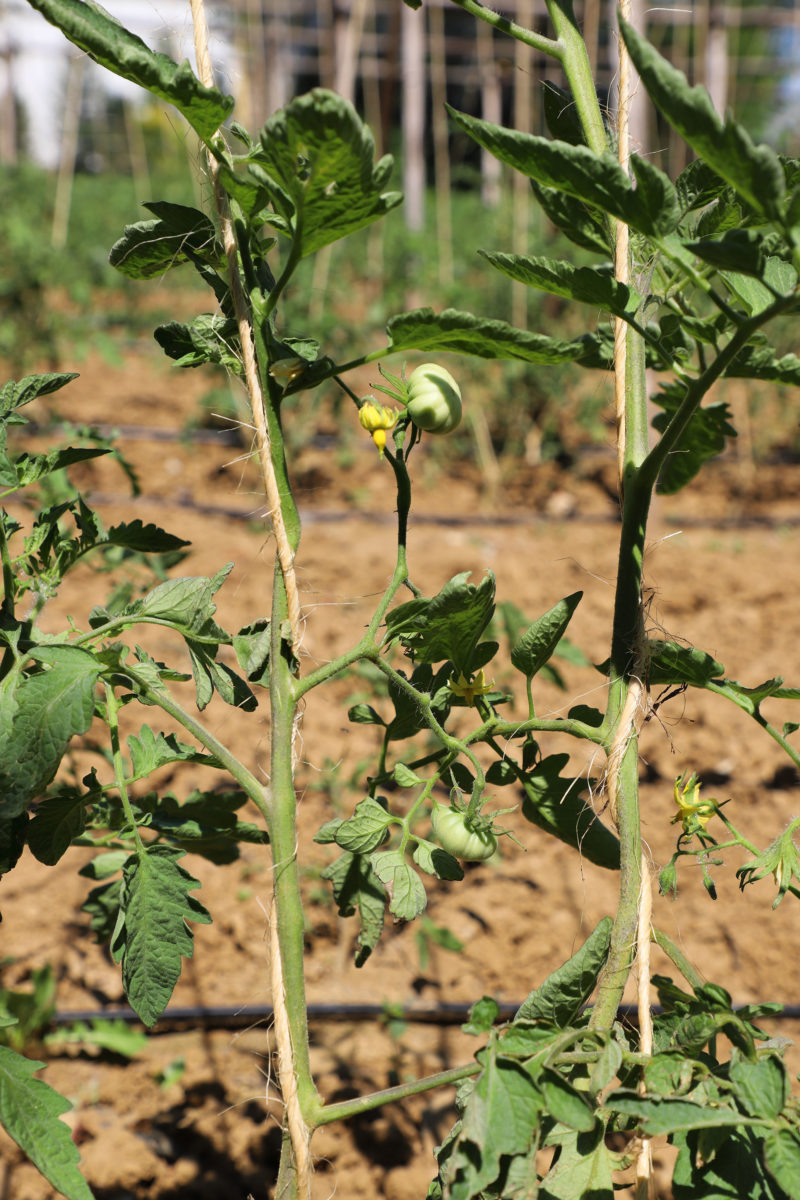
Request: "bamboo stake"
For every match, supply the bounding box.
[429,1,453,286]
[512,0,532,329]
[402,0,426,232]
[52,53,84,249]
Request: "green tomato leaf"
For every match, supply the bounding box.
[321,850,385,966]
[729,1051,788,1120]
[0,373,79,421]
[539,1068,597,1133]
[412,838,464,882]
[529,178,610,255]
[610,1091,748,1136]
[0,1045,94,1200]
[105,520,188,553]
[27,789,87,865]
[111,845,211,1027]
[385,571,495,675]
[26,0,232,141]
[448,106,679,237]
[127,726,218,778]
[81,878,123,944]
[154,315,242,373]
[725,346,800,387]
[347,703,385,726]
[371,850,427,921]
[646,639,724,687]
[538,1124,612,1199]
[511,591,583,680]
[520,754,620,870]
[619,17,785,222]
[110,209,223,281]
[479,252,640,317]
[334,797,392,854]
[0,646,103,819]
[763,1129,800,1197]
[0,812,29,876]
[515,917,612,1027]
[46,1019,148,1059]
[135,565,233,642]
[387,306,593,363]
[255,89,402,256]
[233,620,271,686]
[447,1047,543,1199]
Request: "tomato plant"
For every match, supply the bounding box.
[5,0,800,1198]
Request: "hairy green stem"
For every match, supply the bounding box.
[269,565,320,1121]
[544,0,608,156]
[706,682,800,774]
[122,666,271,827]
[447,0,561,59]
[651,927,704,991]
[104,682,145,852]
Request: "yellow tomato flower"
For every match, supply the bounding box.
[358,400,398,457]
[671,773,717,834]
[448,668,493,706]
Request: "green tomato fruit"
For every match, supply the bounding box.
[406,363,462,434]
[431,804,497,862]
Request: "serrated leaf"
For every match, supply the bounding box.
[520,754,620,869]
[27,790,87,865]
[646,639,724,686]
[540,1068,597,1132]
[385,571,495,675]
[0,373,79,420]
[725,346,800,387]
[105,520,188,553]
[590,1035,624,1096]
[393,762,422,787]
[334,797,392,854]
[0,811,29,875]
[448,1048,543,1199]
[81,878,122,943]
[511,591,583,680]
[79,850,128,880]
[154,314,242,372]
[620,17,785,222]
[137,565,232,640]
[0,646,103,819]
[763,1128,800,1196]
[12,446,108,490]
[321,850,385,965]
[347,703,384,726]
[0,1046,94,1199]
[256,88,401,255]
[515,918,612,1026]
[233,619,271,685]
[412,838,464,881]
[127,726,215,778]
[26,0,232,141]
[448,106,679,237]
[371,850,427,921]
[111,845,211,1026]
[386,307,592,363]
[530,178,610,254]
[480,252,640,317]
[729,1051,787,1119]
[674,158,727,212]
[539,1124,612,1199]
[610,1091,747,1135]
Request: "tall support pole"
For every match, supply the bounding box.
[477,18,502,209]
[402,0,426,232]
[429,0,453,284]
[512,0,532,329]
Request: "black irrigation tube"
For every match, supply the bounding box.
[50,1001,800,1033]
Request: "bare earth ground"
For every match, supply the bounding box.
[2,347,800,1200]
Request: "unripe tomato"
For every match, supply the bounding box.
[431,803,497,861]
[406,363,462,434]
